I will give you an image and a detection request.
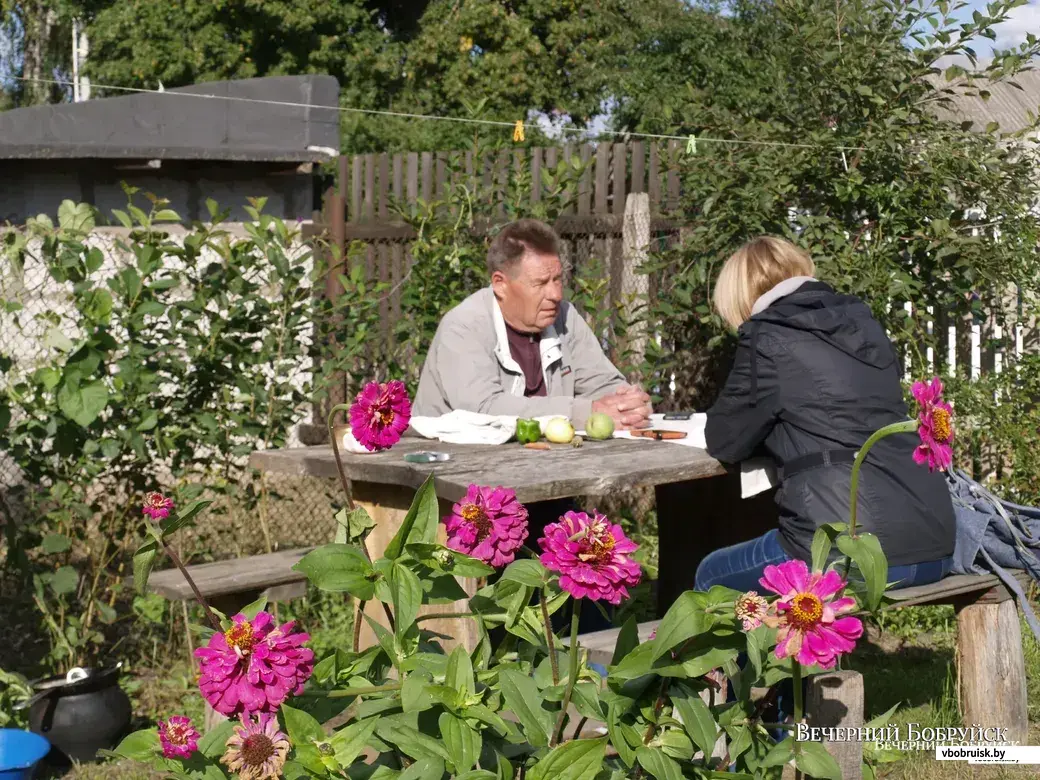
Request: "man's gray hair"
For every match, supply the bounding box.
[487,219,561,276]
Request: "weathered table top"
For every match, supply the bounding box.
[249,434,726,504]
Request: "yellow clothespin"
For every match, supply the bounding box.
[686,133,697,155]
[513,119,525,143]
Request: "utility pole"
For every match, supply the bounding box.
[71,18,90,102]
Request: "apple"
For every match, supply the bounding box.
[585,412,615,440]
[544,417,575,444]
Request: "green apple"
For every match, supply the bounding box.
[585,412,616,440]
[544,417,575,444]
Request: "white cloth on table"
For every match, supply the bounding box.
[409,409,563,445]
[585,413,779,498]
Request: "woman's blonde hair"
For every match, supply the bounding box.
[713,236,816,330]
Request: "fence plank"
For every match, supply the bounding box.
[631,141,645,194]
[364,155,376,279]
[351,156,363,222]
[531,147,543,204]
[649,142,661,210]
[338,155,349,199]
[612,142,627,216]
[578,145,592,215]
[666,140,681,210]
[435,152,448,200]
[378,154,391,339]
[421,152,433,204]
[496,149,509,218]
[391,155,404,328]
[595,143,610,215]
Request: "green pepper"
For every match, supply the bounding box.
[516,418,541,444]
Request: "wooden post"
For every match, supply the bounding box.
[620,193,650,380]
[806,670,864,780]
[352,483,480,654]
[956,598,1028,745]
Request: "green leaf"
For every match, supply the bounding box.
[498,669,553,747]
[49,565,79,595]
[405,543,494,578]
[837,532,887,611]
[41,533,72,554]
[455,772,498,780]
[391,563,423,638]
[398,756,445,780]
[58,200,96,232]
[111,208,133,229]
[240,594,269,620]
[330,718,379,767]
[795,741,843,780]
[611,616,640,665]
[375,721,451,762]
[35,367,61,390]
[109,729,159,761]
[58,380,109,426]
[136,410,159,432]
[634,747,683,780]
[445,645,476,697]
[199,720,236,758]
[651,589,736,661]
[673,687,718,757]
[294,544,377,599]
[154,209,182,222]
[501,559,548,587]
[133,540,160,595]
[281,704,325,746]
[439,711,482,773]
[384,475,438,560]
[44,327,74,353]
[810,522,847,571]
[864,702,901,729]
[760,736,795,768]
[160,499,214,537]
[527,737,607,780]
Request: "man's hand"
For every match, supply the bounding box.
[592,384,653,430]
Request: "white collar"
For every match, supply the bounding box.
[751,276,816,315]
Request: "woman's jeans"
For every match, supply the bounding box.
[694,528,954,592]
[694,528,954,741]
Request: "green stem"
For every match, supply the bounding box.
[541,588,560,686]
[792,660,803,726]
[551,599,582,747]
[848,419,919,538]
[416,611,477,623]
[320,682,401,699]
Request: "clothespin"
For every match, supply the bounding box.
[513,119,525,143]
[686,133,697,155]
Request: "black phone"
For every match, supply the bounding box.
[663,412,693,420]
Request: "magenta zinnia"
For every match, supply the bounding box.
[221,713,290,780]
[195,611,314,716]
[734,591,768,631]
[911,377,954,472]
[759,560,863,670]
[348,380,411,451]
[143,491,174,521]
[443,484,529,567]
[158,715,200,759]
[538,510,642,604]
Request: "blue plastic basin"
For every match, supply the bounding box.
[0,729,51,780]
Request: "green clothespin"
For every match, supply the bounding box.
[686,133,697,155]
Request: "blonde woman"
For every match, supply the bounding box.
[696,236,955,592]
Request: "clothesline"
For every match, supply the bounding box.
[14,75,866,155]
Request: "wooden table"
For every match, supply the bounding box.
[249,434,779,650]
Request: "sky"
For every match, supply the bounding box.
[945,0,1039,58]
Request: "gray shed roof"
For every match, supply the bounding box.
[928,69,1040,135]
[0,75,340,161]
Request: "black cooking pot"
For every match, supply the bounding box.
[26,665,132,764]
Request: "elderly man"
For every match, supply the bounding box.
[414,218,651,430]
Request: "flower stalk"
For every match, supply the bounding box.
[848,419,919,538]
[550,599,582,747]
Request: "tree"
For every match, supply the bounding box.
[616,0,1040,408]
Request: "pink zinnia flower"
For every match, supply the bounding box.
[443,484,529,567]
[538,510,642,605]
[759,560,863,670]
[195,611,314,716]
[735,591,768,631]
[911,377,954,472]
[143,492,174,521]
[158,715,200,759]
[221,713,290,780]
[348,380,411,451]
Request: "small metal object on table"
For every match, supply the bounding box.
[249,433,778,649]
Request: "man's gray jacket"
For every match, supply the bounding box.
[413,287,627,428]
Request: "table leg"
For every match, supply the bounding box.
[654,471,778,616]
[352,482,480,653]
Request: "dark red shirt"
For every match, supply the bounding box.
[505,323,546,397]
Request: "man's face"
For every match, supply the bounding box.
[492,250,564,333]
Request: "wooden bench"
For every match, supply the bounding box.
[145,547,315,617]
[577,570,1034,774]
